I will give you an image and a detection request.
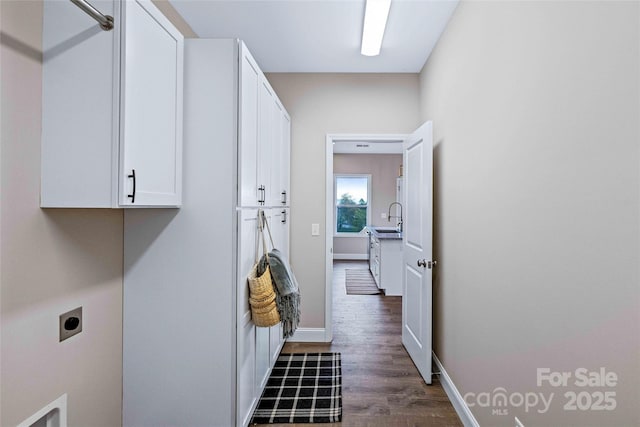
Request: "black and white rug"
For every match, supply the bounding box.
[251,352,342,424]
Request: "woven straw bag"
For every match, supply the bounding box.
[247,210,280,327]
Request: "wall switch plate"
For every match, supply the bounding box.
[59,307,82,342]
[311,223,320,236]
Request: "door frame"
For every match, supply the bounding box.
[324,133,407,340]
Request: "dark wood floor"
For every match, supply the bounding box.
[253,261,462,427]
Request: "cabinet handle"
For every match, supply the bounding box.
[281,210,287,224]
[281,190,287,205]
[258,185,265,205]
[128,169,136,204]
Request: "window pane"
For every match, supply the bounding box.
[337,206,367,233]
[336,176,368,205]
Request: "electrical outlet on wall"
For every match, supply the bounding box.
[381,213,387,219]
[59,307,82,342]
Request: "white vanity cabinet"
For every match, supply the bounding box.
[238,43,291,207]
[368,230,403,296]
[369,233,381,286]
[41,0,183,208]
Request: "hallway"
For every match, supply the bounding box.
[256,261,462,426]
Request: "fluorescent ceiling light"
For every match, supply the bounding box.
[361,0,392,56]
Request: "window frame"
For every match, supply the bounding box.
[334,173,372,237]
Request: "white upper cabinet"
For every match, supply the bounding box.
[257,80,274,205]
[238,44,260,207]
[119,0,183,206]
[41,0,183,208]
[280,108,291,206]
[238,42,291,208]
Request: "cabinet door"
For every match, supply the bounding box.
[268,209,287,363]
[256,326,270,390]
[41,0,118,208]
[281,111,291,206]
[267,100,283,206]
[237,210,258,426]
[257,80,274,206]
[239,43,260,207]
[369,234,375,274]
[279,209,290,259]
[256,211,274,390]
[269,322,282,365]
[120,0,183,207]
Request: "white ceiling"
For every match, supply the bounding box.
[169,0,459,73]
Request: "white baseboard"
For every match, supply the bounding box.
[433,352,479,427]
[286,328,328,342]
[333,253,368,260]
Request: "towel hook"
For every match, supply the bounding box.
[70,0,114,31]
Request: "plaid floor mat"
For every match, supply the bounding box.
[251,352,342,424]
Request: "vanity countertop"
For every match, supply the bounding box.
[366,226,402,240]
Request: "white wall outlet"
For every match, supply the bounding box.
[515,416,525,427]
[381,213,387,219]
[311,223,320,236]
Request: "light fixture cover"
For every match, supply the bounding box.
[361,0,392,56]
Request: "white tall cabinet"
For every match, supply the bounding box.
[239,45,291,208]
[123,39,290,427]
[41,0,183,208]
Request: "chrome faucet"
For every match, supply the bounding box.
[387,202,403,233]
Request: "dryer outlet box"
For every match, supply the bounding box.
[59,307,82,342]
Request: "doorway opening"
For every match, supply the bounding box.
[324,134,407,339]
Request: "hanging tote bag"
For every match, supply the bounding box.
[259,212,301,339]
[247,210,281,327]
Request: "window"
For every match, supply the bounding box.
[335,174,371,235]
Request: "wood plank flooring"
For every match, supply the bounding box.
[252,261,463,427]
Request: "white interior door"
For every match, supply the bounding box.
[401,121,433,384]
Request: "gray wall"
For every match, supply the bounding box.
[1,2,123,425]
[419,1,639,426]
[266,73,420,328]
[333,153,402,257]
[0,2,195,425]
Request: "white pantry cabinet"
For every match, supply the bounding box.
[238,44,291,207]
[41,0,183,208]
[124,39,290,427]
[236,209,288,426]
[280,111,292,206]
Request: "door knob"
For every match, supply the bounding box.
[417,259,426,267]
